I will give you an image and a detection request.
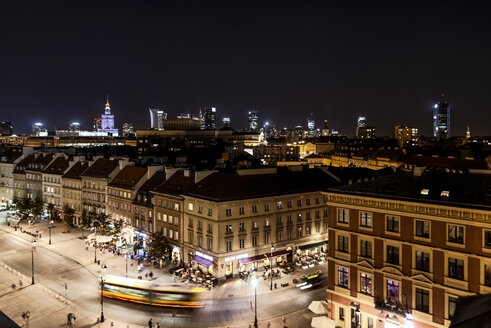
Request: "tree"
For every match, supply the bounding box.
[148,231,172,260]
[31,197,44,219]
[80,209,92,238]
[47,203,55,221]
[62,204,75,232]
[111,219,123,239]
[92,212,112,236]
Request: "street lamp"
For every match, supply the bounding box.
[48,220,53,245]
[270,244,275,291]
[251,273,258,328]
[100,264,107,323]
[31,240,36,285]
[94,240,98,264]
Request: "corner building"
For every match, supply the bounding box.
[182,168,338,277]
[324,169,491,328]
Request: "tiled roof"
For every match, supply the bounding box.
[26,153,54,171]
[137,171,166,194]
[329,169,491,210]
[406,155,487,170]
[81,158,119,178]
[43,157,71,175]
[13,154,36,173]
[154,170,196,195]
[184,169,340,202]
[108,166,147,189]
[63,161,90,180]
[0,148,23,163]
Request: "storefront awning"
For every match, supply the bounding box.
[239,249,290,265]
[192,255,213,267]
[96,235,113,243]
[298,240,328,251]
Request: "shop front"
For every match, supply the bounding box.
[191,251,215,274]
[171,245,181,265]
[239,249,292,274]
[295,240,328,268]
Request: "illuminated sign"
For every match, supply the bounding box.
[195,251,213,262]
[225,253,248,262]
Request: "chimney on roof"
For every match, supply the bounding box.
[147,165,163,179]
[165,167,180,179]
[413,166,426,177]
[195,170,216,183]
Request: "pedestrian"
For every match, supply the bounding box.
[148,318,153,328]
[149,271,153,279]
[156,322,160,328]
[19,279,23,288]
[11,283,16,290]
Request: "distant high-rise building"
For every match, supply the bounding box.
[307,113,315,136]
[322,119,329,136]
[177,113,191,119]
[222,117,231,125]
[357,126,376,139]
[202,106,216,130]
[69,122,80,132]
[395,125,418,147]
[32,122,47,136]
[122,122,134,137]
[98,96,119,136]
[248,110,259,131]
[466,126,471,139]
[433,94,450,139]
[356,116,367,137]
[93,118,102,131]
[0,121,13,136]
[149,108,167,129]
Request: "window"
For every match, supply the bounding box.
[339,307,345,321]
[252,205,258,213]
[276,216,282,224]
[197,235,202,248]
[188,231,193,244]
[360,212,372,228]
[252,221,258,229]
[226,240,232,252]
[225,208,232,216]
[448,258,464,280]
[264,203,270,211]
[306,198,311,206]
[277,230,283,242]
[338,267,349,288]
[415,288,430,313]
[198,220,202,230]
[239,238,245,249]
[387,280,399,304]
[252,235,257,247]
[415,220,430,238]
[188,203,193,211]
[448,225,464,244]
[276,201,282,209]
[415,251,430,272]
[287,200,292,208]
[448,296,457,319]
[360,273,372,294]
[323,209,328,218]
[386,246,399,265]
[207,238,212,251]
[297,199,302,207]
[239,222,245,232]
[306,225,311,235]
[337,235,349,253]
[207,224,213,233]
[315,210,320,219]
[368,318,374,328]
[225,224,232,233]
[297,213,302,221]
[169,216,173,224]
[239,206,245,215]
[175,231,178,240]
[306,212,311,220]
[296,227,302,237]
[360,240,372,258]
[315,222,320,232]
[485,265,491,287]
[207,208,213,216]
[265,218,270,227]
[169,230,173,239]
[337,208,349,224]
[264,232,270,244]
[386,216,399,233]
[163,214,167,222]
[485,231,491,248]
[315,197,320,204]
[197,205,202,214]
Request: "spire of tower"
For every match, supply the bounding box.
[106,94,110,107]
[105,94,111,114]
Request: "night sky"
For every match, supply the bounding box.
[1,1,490,136]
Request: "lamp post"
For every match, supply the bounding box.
[31,240,36,285]
[48,220,53,245]
[270,244,275,291]
[100,264,107,323]
[251,273,258,328]
[94,241,98,263]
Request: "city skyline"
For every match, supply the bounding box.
[0,1,490,136]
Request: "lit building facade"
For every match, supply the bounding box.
[433,95,450,139]
[202,106,216,130]
[149,108,167,129]
[248,110,259,131]
[395,126,418,148]
[98,97,119,136]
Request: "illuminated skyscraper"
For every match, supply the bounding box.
[202,106,216,130]
[98,96,119,136]
[122,122,134,137]
[32,122,47,136]
[0,121,13,136]
[248,110,259,131]
[69,122,80,132]
[356,116,366,137]
[307,113,315,136]
[432,94,450,139]
[93,118,102,131]
[149,108,167,129]
[322,119,329,136]
[395,125,418,147]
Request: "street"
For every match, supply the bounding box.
[0,213,326,327]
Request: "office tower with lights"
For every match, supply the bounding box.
[98,96,119,136]
[32,122,47,136]
[394,125,418,147]
[433,94,450,139]
[149,108,167,129]
[0,121,13,136]
[222,116,231,127]
[307,113,315,136]
[356,116,367,137]
[248,110,259,131]
[322,119,329,136]
[69,122,80,132]
[93,118,102,131]
[202,106,216,130]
